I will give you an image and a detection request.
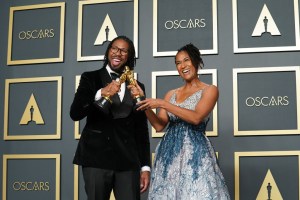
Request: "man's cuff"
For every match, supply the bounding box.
[141,166,151,172]
[95,89,102,101]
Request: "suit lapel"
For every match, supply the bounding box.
[99,67,111,87]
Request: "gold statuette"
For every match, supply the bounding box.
[123,66,145,106]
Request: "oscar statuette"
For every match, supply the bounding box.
[124,66,145,107]
[94,71,127,114]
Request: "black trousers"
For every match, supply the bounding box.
[82,167,140,200]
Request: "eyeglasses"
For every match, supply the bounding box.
[110,46,128,55]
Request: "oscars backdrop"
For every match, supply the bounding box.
[1,0,300,200]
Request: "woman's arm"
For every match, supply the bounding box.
[138,85,219,126]
[128,82,173,132]
[142,90,174,132]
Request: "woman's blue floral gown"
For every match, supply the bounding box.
[148,89,231,200]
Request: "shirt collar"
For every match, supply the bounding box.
[106,65,119,76]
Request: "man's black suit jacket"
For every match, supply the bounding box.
[70,67,151,171]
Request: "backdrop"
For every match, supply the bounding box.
[1,0,300,199]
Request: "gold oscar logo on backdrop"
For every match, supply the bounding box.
[256,169,283,200]
[19,93,44,125]
[13,181,50,191]
[18,28,55,40]
[164,18,206,30]
[245,96,289,107]
[252,4,281,37]
[94,14,117,46]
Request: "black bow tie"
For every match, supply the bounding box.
[110,72,120,80]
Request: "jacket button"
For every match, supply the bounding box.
[107,137,110,141]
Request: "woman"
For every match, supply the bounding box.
[130,43,230,200]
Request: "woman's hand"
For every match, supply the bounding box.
[127,80,145,98]
[136,98,164,111]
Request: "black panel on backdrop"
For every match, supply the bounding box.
[8,82,58,135]
[239,156,298,200]
[236,0,296,48]
[238,71,297,131]
[5,157,58,200]
[12,7,61,60]
[81,2,134,57]
[157,0,214,52]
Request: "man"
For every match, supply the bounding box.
[70,36,151,200]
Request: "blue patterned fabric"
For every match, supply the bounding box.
[148,90,231,200]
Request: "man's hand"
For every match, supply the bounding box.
[140,171,150,193]
[101,80,121,97]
